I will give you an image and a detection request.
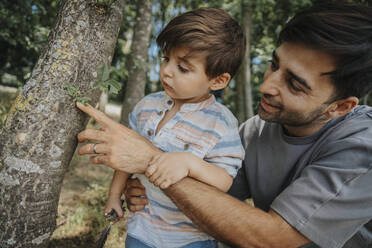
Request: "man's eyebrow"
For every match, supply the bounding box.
[272,50,279,62]
[177,56,195,69]
[287,70,312,90]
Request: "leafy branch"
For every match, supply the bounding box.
[64,64,121,105]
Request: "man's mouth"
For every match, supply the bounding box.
[260,97,281,112]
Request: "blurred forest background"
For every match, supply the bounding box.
[1,0,371,247]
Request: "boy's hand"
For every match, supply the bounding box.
[105,195,124,220]
[145,153,190,189]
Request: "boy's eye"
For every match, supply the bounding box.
[162,56,169,62]
[178,64,189,73]
[268,59,279,71]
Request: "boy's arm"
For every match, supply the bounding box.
[188,154,233,192]
[109,170,130,197]
[105,170,130,217]
[146,152,233,192]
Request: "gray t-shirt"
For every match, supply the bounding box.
[228,105,372,248]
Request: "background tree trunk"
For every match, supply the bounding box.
[242,0,254,119]
[236,0,254,123]
[120,0,153,126]
[0,0,125,247]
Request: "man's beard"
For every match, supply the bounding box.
[258,102,329,128]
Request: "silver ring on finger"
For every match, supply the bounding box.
[93,143,98,154]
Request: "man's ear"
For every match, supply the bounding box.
[326,96,359,119]
[210,73,231,91]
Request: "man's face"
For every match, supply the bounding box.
[159,47,213,104]
[258,42,338,136]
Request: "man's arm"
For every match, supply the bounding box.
[164,178,310,248]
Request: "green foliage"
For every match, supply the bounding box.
[0,91,17,127]
[2,0,371,116]
[64,64,121,105]
[0,0,59,86]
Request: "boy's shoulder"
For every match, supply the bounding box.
[195,98,239,130]
[134,91,165,110]
[141,91,165,102]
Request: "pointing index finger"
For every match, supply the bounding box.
[76,102,115,127]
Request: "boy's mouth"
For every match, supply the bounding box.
[162,81,174,91]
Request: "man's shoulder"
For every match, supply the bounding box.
[320,105,372,145]
[345,105,372,121]
[239,115,268,134]
[331,105,372,135]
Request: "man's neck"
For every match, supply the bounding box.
[283,120,331,137]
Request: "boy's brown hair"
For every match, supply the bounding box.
[156,7,246,79]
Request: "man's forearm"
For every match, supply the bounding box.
[164,178,310,248]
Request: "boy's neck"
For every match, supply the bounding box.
[172,93,212,108]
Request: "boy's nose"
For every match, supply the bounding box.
[162,62,173,78]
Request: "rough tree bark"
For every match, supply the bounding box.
[120,0,153,126]
[236,0,254,123]
[0,0,125,247]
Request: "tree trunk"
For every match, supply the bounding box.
[0,1,125,247]
[363,93,370,106]
[120,0,153,126]
[242,0,254,119]
[236,0,253,123]
[236,66,246,123]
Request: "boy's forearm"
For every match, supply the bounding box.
[187,155,233,192]
[164,178,310,248]
[109,170,130,196]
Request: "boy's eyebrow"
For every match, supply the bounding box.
[177,56,195,69]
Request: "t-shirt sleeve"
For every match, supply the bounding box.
[204,120,245,178]
[271,134,372,248]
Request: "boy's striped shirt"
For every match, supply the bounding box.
[127,91,244,247]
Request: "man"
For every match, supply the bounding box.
[77,2,372,247]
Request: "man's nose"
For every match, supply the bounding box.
[259,71,281,96]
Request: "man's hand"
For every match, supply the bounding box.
[145,153,190,189]
[124,178,148,212]
[76,102,161,174]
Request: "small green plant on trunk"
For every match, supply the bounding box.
[64,64,120,105]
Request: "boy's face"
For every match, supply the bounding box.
[159,47,215,104]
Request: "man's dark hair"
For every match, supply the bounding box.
[156,7,246,79]
[279,2,372,100]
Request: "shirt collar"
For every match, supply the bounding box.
[162,92,216,112]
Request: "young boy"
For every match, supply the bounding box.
[105,8,246,248]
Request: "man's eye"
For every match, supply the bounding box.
[178,65,188,73]
[162,56,169,62]
[286,78,304,92]
[270,61,279,71]
[268,60,279,71]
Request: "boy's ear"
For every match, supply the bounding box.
[210,73,231,91]
[326,96,359,119]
